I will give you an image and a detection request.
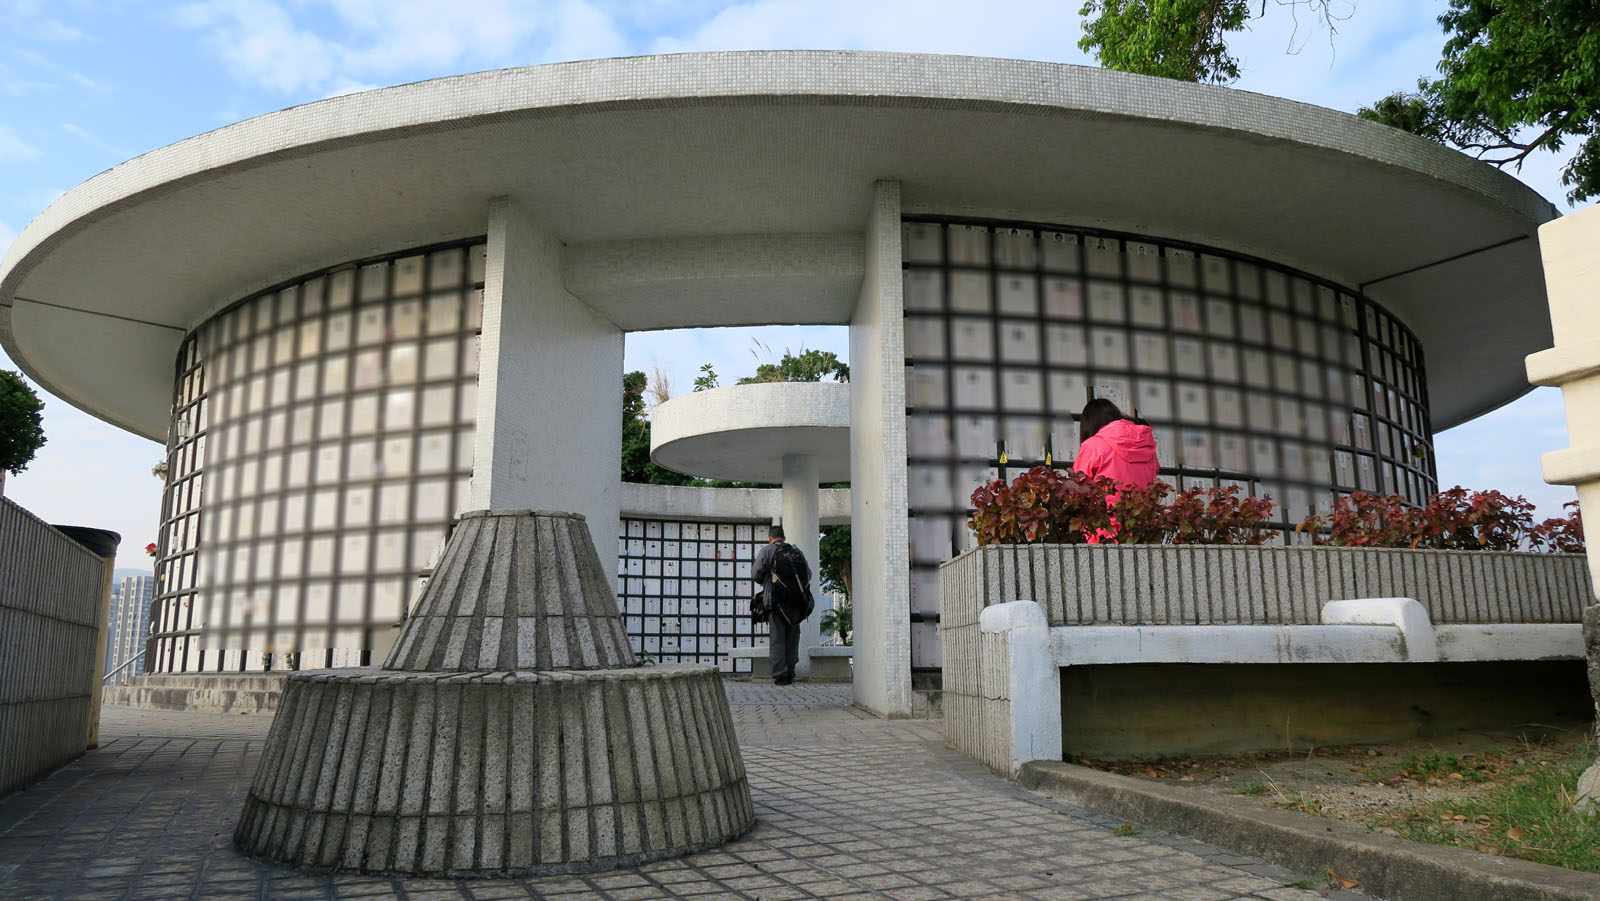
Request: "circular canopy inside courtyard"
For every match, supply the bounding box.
[0,50,1560,440]
[650,382,851,484]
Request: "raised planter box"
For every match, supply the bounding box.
[939,544,1592,774]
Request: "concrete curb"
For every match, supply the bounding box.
[1018,761,1600,901]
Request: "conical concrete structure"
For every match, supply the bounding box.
[385,511,635,672]
[234,510,753,876]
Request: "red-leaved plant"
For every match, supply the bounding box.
[1163,485,1278,545]
[1296,487,1582,552]
[1530,501,1585,553]
[970,470,1276,546]
[1295,492,1427,548]
[1104,480,1171,544]
[968,467,1115,545]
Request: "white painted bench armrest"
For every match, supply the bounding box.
[977,601,1061,777]
[1322,597,1436,660]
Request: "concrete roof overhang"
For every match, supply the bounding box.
[650,382,851,484]
[0,51,1558,441]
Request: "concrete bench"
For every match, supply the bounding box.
[969,598,1584,777]
[727,645,853,681]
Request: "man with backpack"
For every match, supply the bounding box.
[751,523,814,686]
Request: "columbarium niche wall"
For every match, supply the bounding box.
[902,217,1437,670]
[617,518,770,673]
[151,242,487,674]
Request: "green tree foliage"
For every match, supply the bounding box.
[1079,0,1252,83]
[0,370,45,476]
[1079,1,1344,85]
[692,363,719,391]
[1359,1,1600,203]
[818,524,852,599]
[820,599,852,646]
[621,370,695,485]
[736,349,849,385]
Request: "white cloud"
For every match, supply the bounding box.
[327,0,548,71]
[0,125,42,161]
[320,76,380,99]
[650,0,1084,62]
[173,0,556,95]
[61,122,128,158]
[174,0,1091,98]
[174,0,340,94]
[542,0,629,63]
[0,0,91,43]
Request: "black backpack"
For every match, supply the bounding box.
[768,542,814,624]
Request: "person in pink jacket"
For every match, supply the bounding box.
[1072,398,1159,541]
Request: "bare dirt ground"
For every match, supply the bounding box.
[1075,722,1596,864]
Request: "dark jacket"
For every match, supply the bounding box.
[752,540,813,623]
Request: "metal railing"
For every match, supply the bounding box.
[102,649,147,685]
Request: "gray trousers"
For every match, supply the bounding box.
[768,612,802,682]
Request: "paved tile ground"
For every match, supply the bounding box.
[0,682,1365,900]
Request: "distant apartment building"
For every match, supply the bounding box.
[103,575,154,684]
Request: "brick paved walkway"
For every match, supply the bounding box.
[0,682,1363,900]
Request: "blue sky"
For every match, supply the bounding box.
[0,0,1587,568]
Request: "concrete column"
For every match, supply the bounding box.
[1524,202,1600,815]
[472,196,624,571]
[781,453,823,678]
[848,180,913,717]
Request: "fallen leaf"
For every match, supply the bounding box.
[1452,815,1468,822]
[1144,768,1159,779]
[1178,776,1195,782]
[1448,773,1464,781]
[1329,870,1360,889]
[1505,827,1525,841]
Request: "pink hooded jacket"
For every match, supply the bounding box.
[1073,419,1159,544]
[1072,419,1159,493]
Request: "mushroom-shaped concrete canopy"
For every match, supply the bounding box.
[0,51,1561,441]
[650,382,850,483]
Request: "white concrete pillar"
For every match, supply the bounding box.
[848,180,913,717]
[781,453,823,678]
[472,196,624,572]
[1524,203,1600,815]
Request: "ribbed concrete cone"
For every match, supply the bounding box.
[384,510,636,672]
[235,508,754,876]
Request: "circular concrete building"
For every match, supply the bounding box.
[0,51,1558,715]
